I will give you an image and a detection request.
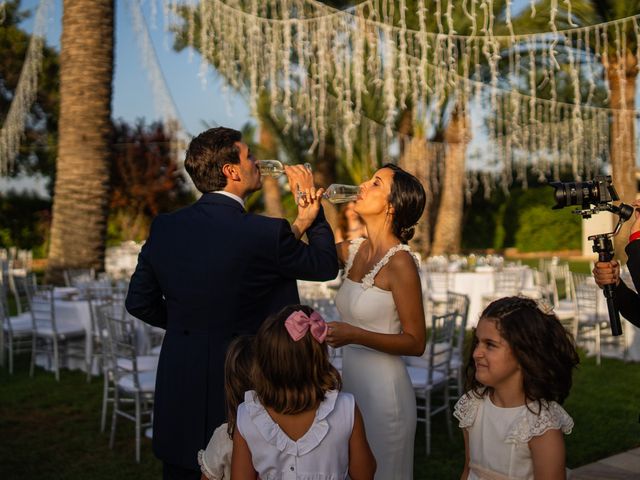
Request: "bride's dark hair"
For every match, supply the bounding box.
[382,163,426,244]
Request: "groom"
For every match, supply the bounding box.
[125,127,338,479]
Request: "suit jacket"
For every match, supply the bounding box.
[614,239,640,329]
[125,193,338,468]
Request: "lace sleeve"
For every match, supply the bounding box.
[453,392,481,429]
[506,402,574,444]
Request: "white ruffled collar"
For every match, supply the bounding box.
[243,390,339,456]
[454,391,574,444]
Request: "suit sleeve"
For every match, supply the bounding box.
[616,240,640,329]
[125,217,168,329]
[276,206,339,281]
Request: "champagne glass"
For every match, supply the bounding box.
[257,159,312,177]
[322,184,360,204]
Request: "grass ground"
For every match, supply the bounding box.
[1,351,639,479]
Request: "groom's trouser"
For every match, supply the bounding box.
[162,461,200,480]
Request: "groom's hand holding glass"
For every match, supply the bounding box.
[283,164,325,241]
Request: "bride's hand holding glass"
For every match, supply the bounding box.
[326,321,360,348]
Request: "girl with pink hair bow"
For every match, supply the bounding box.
[231,304,376,480]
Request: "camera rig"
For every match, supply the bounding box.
[550,175,633,336]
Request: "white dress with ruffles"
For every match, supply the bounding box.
[454,392,574,480]
[236,389,354,480]
[334,237,420,480]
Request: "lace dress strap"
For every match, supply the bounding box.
[361,244,420,289]
[343,237,366,278]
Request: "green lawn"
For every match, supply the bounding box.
[1,351,639,479]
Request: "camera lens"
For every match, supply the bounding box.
[550,181,592,209]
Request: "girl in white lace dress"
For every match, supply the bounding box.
[198,335,255,480]
[231,304,376,480]
[454,297,579,480]
[327,164,427,479]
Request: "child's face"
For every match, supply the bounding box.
[472,318,522,392]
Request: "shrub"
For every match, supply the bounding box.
[0,192,51,258]
[462,182,581,252]
[514,204,581,252]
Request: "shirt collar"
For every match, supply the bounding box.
[212,190,244,208]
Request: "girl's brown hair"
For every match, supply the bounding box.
[465,296,580,410]
[224,335,255,437]
[253,304,342,414]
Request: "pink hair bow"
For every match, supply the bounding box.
[284,310,328,343]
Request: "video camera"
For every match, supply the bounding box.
[550,175,634,220]
[550,175,633,336]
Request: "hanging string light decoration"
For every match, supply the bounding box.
[154,0,639,192]
[3,0,638,192]
[0,0,53,175]
[129,0,191,163]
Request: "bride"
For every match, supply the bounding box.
[326,163,427,479]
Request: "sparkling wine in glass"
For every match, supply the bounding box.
[257,159,312,177]
[256,159,284,177]
[323,184,360,204]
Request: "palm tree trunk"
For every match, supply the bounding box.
[46,0,114,284]
[607,50,638,260]
[397,109,433,257]
[431,105,469,255]
[259,126,284,218]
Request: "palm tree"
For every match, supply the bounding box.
[397,1,505,255]
[512,0,639,258]
[431,105,470,254]
[46,0,114,283]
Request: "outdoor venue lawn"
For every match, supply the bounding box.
[1,350,639,479]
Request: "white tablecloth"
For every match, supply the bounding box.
[36,289,156,374]
[445,268,534,328]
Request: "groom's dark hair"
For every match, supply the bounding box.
[184,127,242,193]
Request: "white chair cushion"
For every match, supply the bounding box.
[5,313,33,332]
[34,322,85,338]
[404,342,451,368]
[406,366,447,390]
[118,370,156,393]
[117,355,158,372]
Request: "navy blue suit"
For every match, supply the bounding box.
[125,193,338,469]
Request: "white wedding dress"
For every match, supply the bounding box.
[334,238,417,480]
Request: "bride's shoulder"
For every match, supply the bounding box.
[386,247,420,273]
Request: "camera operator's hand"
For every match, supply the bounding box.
[630,200,640,236]
[593,260,621,288]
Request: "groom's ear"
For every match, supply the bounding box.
[222,163,240,182]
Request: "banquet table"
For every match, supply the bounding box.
[35,288,158,374]
[443,267,535,328]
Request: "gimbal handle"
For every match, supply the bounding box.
[590,235,622,336]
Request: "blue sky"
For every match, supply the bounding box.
[20,0,252,136]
